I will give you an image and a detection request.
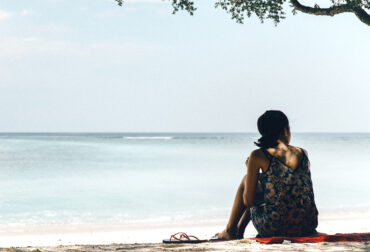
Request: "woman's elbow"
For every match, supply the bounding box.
[245,201,254,209]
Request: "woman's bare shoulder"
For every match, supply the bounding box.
[247,149,270,172]
[290,145,308,157]
[250,148,265,157]
[249,148,270,163]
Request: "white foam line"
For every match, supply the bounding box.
[123,136,173,140]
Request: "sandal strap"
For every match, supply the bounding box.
[170,232,200,241]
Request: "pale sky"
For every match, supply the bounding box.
[0,0,369,132]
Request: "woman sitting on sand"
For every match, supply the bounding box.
[216,110,318,239]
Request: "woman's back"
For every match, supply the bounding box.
[250,147,318,237]
[262,145,303,172]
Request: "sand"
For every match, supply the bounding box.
[2,239,370,252]
[1,209,369,251]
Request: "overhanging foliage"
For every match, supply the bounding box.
[115,0,370,26]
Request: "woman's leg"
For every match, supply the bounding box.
[216,175,250,239]
[236,208,251,238]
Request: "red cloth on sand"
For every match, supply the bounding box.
[251,232,370,244]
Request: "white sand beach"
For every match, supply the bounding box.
[1,208,369,251]
[2,239,370,252]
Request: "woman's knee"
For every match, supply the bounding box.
[241,174,247,184]
[239,175,247,191]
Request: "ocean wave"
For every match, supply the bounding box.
[121,136,233,140]
[123,136,174,140]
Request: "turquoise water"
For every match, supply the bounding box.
[0,133,369,226]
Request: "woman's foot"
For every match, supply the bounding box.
[214,228,239,240]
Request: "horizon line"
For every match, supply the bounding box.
[1,131,370,134]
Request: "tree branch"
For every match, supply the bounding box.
[353,7,370,25]
[290,0,352,16]
[290,0,370,26]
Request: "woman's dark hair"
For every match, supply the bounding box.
[254,110,289,148]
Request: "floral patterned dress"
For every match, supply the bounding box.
[250,148,318,237]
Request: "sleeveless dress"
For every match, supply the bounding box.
[250,148,319,237]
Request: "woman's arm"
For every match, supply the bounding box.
[243,150,262,208]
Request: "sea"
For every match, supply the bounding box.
[0,133,370,228]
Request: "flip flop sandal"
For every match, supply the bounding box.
[162,232,231,244]
[163,232,208,244]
